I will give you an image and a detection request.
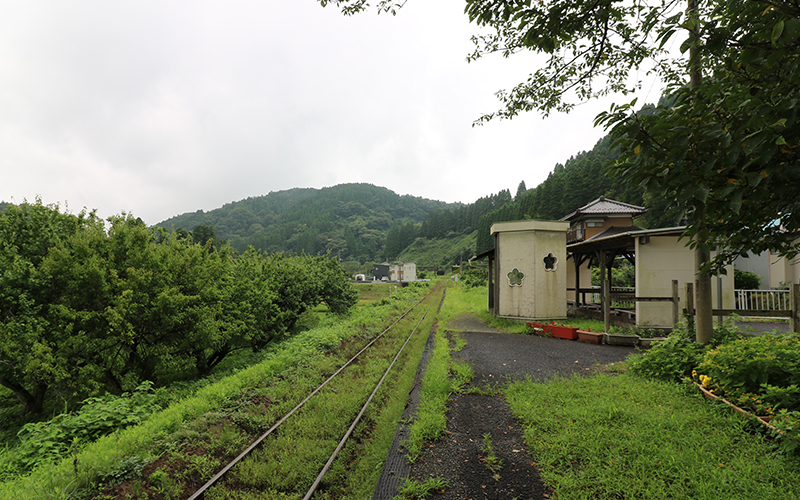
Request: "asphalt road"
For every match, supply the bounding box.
[447,314,637,388]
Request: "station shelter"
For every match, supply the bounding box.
[478,197,735,330]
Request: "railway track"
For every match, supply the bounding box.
[187,284,445,499]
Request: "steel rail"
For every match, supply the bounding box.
[302,296,436,499]
[188,292,431,500]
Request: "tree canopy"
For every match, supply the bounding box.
[468,0,800,270]
[599,1,800,269]
[158,183,457,263]
[0,201,357,414]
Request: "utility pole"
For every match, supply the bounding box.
[688,0,713,344]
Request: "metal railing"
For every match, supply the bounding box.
[589,286,635,309]
[735,289,790,311]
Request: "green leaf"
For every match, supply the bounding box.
[693,184,710,203]
[730,190,744,214]
[772,20,785,47]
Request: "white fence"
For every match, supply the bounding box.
[735,289,790,311]
[590,286,636,309]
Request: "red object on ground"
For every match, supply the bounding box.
[550,325,578,340]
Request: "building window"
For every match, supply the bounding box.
[543,253,558,272]
[507,268,525,287]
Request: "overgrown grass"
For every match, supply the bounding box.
[504,373,800,499]
[339,308,436,500]
[397,231,477,270]
[0,282,437,499]
[403,325,454,462]
[393,476,449,500]
[215,296,441,498]
[437,285,493,330]
[403,283,474,462]
[402,285,800,499]
[440,285,608,335]
[353,282,393,307]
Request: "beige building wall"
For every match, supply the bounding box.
[400,262,416,282]
[635,235,734,327]
[388,262,416,281]
[492,220,569,319]
[566,257,594,304]
[768,240,800,287]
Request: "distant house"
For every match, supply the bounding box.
[372,263,390,281]
[372,262,417,282]
[561,196,647,244]
[390,262,416,282]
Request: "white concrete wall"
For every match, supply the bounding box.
[401,262,417,282]
[492,220,569,319]
[635,235,734,327]
[734,236,799,288]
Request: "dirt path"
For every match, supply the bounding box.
[373,314,636,500]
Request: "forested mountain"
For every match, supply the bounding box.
[156,127,681,270]
[474,135,682,253]
[157,183,460,262]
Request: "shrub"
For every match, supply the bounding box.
[628,319,744,383]
[591,260,635,287]
[734,269,762,289]
[14,382,160,470]
[770,410,800,453]
[695,334,800,413]
[460,265,488,288]
[628,324,707,382]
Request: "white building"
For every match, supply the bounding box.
[389,262,416,282]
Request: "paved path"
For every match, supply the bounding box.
[373,313,636,500]
[449,314,636,388]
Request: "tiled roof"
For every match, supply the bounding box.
[560,196,647,221]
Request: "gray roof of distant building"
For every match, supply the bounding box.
[560,196,647,221]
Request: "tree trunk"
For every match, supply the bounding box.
[0,377,47,414]
[688,0,713,344]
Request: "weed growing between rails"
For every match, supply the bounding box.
[504,373,800,500]
[403,326,457,462]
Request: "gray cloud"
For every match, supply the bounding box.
[0,1,659,224]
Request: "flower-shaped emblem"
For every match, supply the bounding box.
[543,252,558,272]
[507,268,525,287]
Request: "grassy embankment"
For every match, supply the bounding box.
[0,281,443,499]
[397,231,477,270]
[404,285,800,500]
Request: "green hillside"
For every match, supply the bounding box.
[475,135,681,253]
[157,183,459,262]
[156,130,678,271]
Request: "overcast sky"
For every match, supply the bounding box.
[0,1,665,225]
